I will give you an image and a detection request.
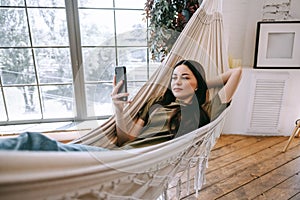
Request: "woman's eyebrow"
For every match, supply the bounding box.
[172,72,191,76]
[181,73,191,76]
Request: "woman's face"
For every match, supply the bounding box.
[171,64,198,104]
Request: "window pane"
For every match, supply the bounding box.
[115,10,147,46]
[1,1,153,123]
[79,10,115,46]
[26,0,65,7]
[118,47,147,70]
[0,90,7,121]
[88,81,144,104]
[86,83,113,117]
[34,48,72,84]
[0,8,30,47]
[4,86,41,120]
[82,47,116,82]
[86,82,146,117]
[149,61,160,75]
[0,0,24,6]
[28,8,68,46]
[126,64,148,82]
[114,0,145,9]
[0,49,36,85]
[41,85,74,118]
[128,81,145,101]
[78,0,113,8]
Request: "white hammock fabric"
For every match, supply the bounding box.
[0,108,229,200]
[0,0,230,199]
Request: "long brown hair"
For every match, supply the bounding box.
[159,60,210,130]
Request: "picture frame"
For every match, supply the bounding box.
[254,21,300,69]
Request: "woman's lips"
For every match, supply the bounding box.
[173,88,182,92]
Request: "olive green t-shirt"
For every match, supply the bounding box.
[121,94,229,149]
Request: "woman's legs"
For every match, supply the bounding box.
[0,132,107,152]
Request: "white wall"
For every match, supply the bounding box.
[223,69,300,136]
[222,0,263,67]
[222,0,300,68]
[290,0,300,20]
[220,0,300,136]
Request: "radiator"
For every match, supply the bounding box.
[247,72,289,134]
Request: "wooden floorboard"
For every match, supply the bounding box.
[181,134,300,200]
[289,192,300,200]
[253,172,300,200]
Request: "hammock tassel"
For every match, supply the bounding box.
[186,163,191,195]
[194,158,200,197]
[176,178,182,199]
[194,156,206,197]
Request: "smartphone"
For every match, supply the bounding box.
[115,66,128,101]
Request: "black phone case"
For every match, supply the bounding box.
[115,66,127,101]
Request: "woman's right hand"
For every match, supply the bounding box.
[111,76,143,146]
[111,75,130,112]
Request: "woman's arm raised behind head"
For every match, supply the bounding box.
[206,67,242,104]
[217,67,242,104]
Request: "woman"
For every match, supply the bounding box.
[0,60,241,151]
[112,60,242,148]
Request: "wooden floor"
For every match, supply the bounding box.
[181,135,300,200]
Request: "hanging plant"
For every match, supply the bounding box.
[145,0,200,61]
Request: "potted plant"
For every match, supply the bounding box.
[145,0,201,61]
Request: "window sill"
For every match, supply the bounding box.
[0,120,106,143]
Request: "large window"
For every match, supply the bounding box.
[0,0,157,125]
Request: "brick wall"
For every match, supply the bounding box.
[262,0,291,21]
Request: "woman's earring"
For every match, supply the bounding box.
[195,88,198,91]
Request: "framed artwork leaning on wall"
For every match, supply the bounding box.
[254,21,300,69]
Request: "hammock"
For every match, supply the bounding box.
[0,0,230,199]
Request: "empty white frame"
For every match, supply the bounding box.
[254,21,300,69]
